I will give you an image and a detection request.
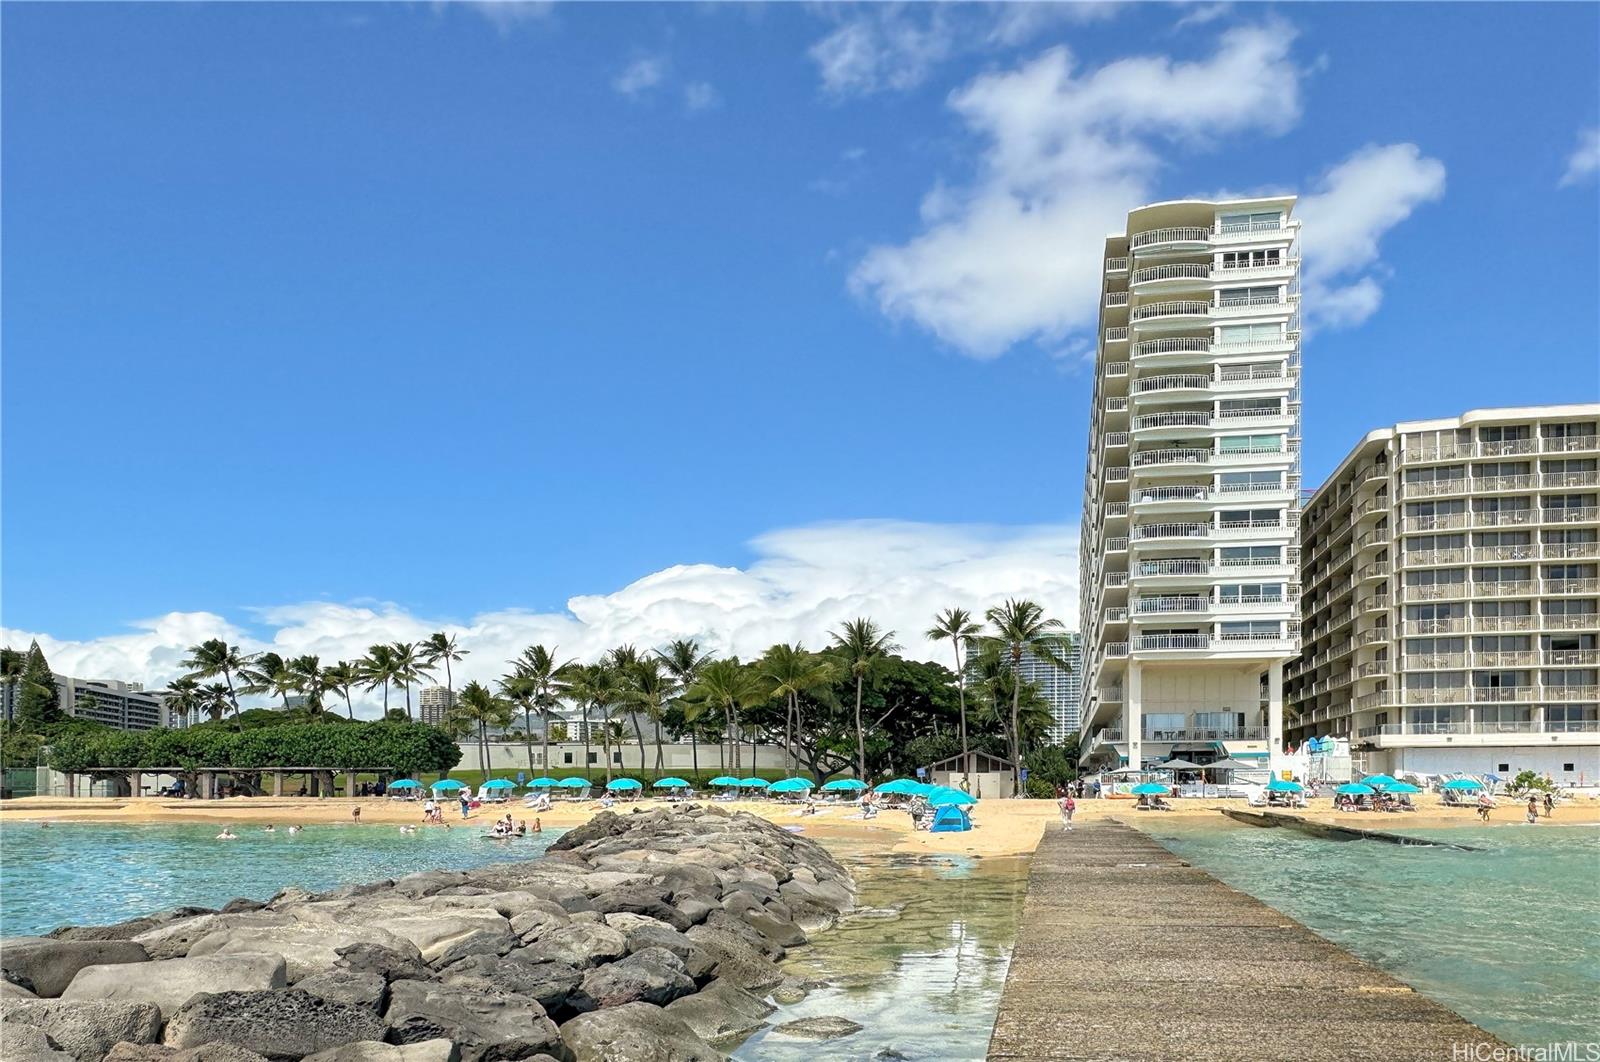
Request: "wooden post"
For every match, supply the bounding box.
[345,771,356,799]
[273,772,284,797]
[130,771,140,798]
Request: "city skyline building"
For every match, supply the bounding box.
[1,675,169,731]
[1286,405,1599,785]
[1077,197,1303,774]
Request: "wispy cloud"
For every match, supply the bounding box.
[1296,143,1446,329]
[613,55,668,98]
[850,23,1305,358]
[683,81,721,113]
[1174,2,1234,30]
[1559,126,1600,188]
[460,1,555,35]
[4,521,1080,718]
[808,3,1123,99]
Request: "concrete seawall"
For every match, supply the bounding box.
[987,820,1504,1061]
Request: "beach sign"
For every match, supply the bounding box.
[916,767,927,778]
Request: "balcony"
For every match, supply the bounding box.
[1546,684,1600,701]
[1104,431,1130,449]
[1132,300,1212,322]
[1215,258,1298,279]
[1135,633,1296,654]
[1131,263,1211,285]
[1547,649,1600,666]
[1105,291,1130,308]
[1136,558,1210,578]
[1129,226,1212,251]
[1105,256,1129,273]
[1134,596,1210,614]
[1480,439,1539,457]
[1213,445,1291,465]
[1133,447,1212,468]
[1135,411,1214,432]
[1132,521,1211,542]
[1542,505,1600,524]
[1212,294,1293,317]
[1216,518,1288,537]
[1215,218,1287,238]
[1357,720,1600,739]
[1105,396,1129,413]
[1105,537,1129,552]
[1132,337,1213,362]
[1134,485,1210,505]
[1135,373,1212,395]
[1143,726,1270,743]
[1106,360,1130,376]
[1475,579,1537,597]
[1105,329,1130,344]
[1106,466,1130,482]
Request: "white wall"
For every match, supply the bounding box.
[457,741,791,774]
[1380,746,1599,787]
[1141,667,1262,716]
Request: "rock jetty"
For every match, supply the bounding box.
[2,805,856,1062]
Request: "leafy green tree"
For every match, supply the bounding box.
[453,680,513,774]
[181,639,250,728]
[828,619,901,781]
[980,599,1069,790]
[622,656,678,777]
[926,607,981,783]
[15,641,64,729]
[420,632,468,702]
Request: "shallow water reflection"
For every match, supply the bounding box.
[737,847,1030,1062]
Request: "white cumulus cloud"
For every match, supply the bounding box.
[1295,142,1446,329]
[1559,126,1600,188]
[4,520,1080,719]
[851,22,1304,358]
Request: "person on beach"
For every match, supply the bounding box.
[459,793,471,819]
[1058,793,1076,831]
[1543,792,1554,818]
[1476,792,1494,822]
[351,807,361,824]
[533,817,542,833]
[1526,797,1539,824]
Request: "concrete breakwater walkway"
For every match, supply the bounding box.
[987,820,1504,1061]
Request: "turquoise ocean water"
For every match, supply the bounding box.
[1144,819,1600,1048]
[0,822,556,936]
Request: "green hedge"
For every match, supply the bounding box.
[46,722,461,777]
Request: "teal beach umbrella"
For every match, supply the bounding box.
[738,778,770,788]
[1130,782,1168,795]
[1440,778,1484,790]
[387,779,420,789]
[926,787,976,806]
[874,778,919,794]
[557,777,590,788]
[821,779,867,791]
[1266,778,1303,793]
[431,779,466,792]
[482,779,517,789]
[769,778,813,794]
[607,778,642,791]
[525,777,559,788]
[1386,781,1422,794]
[709,776,740,787]
[1360,774,1398,789]
[653,777,690,788]
[1335,783,1375,796]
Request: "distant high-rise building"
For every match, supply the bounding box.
[1,676,168,731]
[1078,197,1303,775]
[419,685,456,726]
[1031,635,1084,743]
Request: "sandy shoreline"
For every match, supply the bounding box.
[4,791,1595,857]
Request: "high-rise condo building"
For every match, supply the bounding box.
[419,685,457,727]
[1287,405,1599,786]
[1078,197,1303,774]
[1,675,168,730]
[1030,635,1083,743]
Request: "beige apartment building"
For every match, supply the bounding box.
[1286,405,1600,787]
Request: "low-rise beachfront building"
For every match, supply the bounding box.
[1286,405,1600,789]
[1077,196,1303,776]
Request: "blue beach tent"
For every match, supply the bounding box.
[930,805,972,832]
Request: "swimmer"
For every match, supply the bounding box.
[287,825,303,835]
[263,825,276,833]
[217,828,237,840]
[399,824,418,834]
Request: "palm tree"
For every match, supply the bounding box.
[970,644,1055,763]
[829,618,901,782]
[622,656,677,778]
[321,661,361,720]
[359,644,400,716]
[498,673,540,775]
[657,639,712,777]
[239,652,295,708]
[687,658,762,774]
[163,676,201,728]
[389,642,426,722]
[286,655,326,719]
[981,598,1070,791]
[509,644,571,780]
[758,644,834,776]
[181,639,250,728]
[198,682,232,724]
[926,607,982,785]
[420,632,469,702]
[559,663,625,784]
[453,680,512,774]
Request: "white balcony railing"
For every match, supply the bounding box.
[1130,226,1212,249]
[1135,411,1212,430]
[1133,300,1212,321]
[1132,263,1211,285]
[1133,447,1212,467]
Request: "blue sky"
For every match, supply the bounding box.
[3,2,1597,696]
